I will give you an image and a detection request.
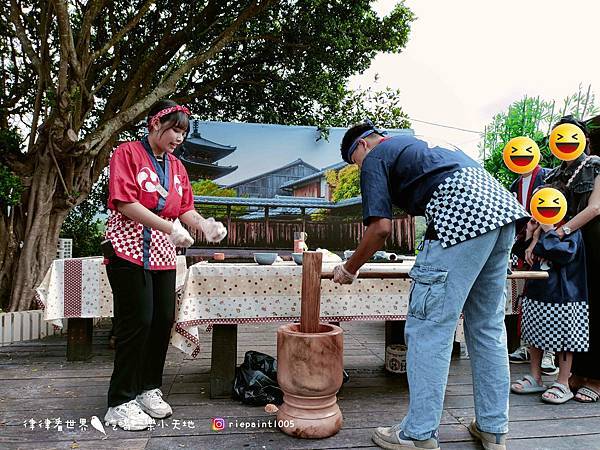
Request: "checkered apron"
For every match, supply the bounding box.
[521,297,589,352]
[425,167,529,248]
[105,211,177,269]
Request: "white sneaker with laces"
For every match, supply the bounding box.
[104,399,155,431]
[541,351,558,375]
[136,388,173,419]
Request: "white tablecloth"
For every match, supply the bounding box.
[173,262,425,357]
[35,256,187,328]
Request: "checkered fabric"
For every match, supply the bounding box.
[105,211,177,269]
[105,211,144,262]
[521,297,589,352]
[148,227,177,269]
[426,167,528,248]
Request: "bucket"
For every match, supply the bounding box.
[385,344,407,374]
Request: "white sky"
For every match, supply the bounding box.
[349,0,600,160]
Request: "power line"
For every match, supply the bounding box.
[409,118,483,134]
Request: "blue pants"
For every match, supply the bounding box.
[400,223,515,439]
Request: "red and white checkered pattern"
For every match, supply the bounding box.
[106,210,177,269]
[148,226,177,269]
[63,260,82,317]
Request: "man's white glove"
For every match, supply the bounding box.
[198,217,227,243]
[333,264,358,285]
[168,219,194,248]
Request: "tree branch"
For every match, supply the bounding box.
[52,0,83,81]
[91,54,121,96]
[8,0,42,73]
[86,0,276,154]
[90,0,156,63]
[76,0,108,56]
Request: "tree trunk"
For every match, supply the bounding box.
[0,149,70,311]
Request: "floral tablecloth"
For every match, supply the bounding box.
[35,256,187,328]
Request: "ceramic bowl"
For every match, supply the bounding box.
[291,252,303,265]
[253,252,278,265]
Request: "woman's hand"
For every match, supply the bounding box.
[197,217,227,243]
[180,210,227,243]
[167,219,194,248]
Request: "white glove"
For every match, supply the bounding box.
[198,217,227,243]
[333,264,359,285]
[168,219,194,248]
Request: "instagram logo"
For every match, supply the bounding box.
[211,417,226,431]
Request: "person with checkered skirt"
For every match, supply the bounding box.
[544,116,600,404]
[507,165,558,375]
[333,121,528,450]
[103,100,227,431]
[510,186,589,404]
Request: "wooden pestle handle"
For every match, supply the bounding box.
[300,251,323,333]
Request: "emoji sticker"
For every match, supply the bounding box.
[549,123,586,161]
[502,136,540,174]
[530,187,567,225]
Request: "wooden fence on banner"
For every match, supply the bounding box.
[190,215,416,253]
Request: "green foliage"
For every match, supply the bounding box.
[193,2,416,127]
[60,173,108,257]
[481,85,598,188]
[318,86,411,132]
[191,179,248,218]
[0,128,23,207]
[327,165,360,202]
[0,164,23,207]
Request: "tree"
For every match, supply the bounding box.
[191,179,248,217]
[481,85,598,188]
[0,1,415,310]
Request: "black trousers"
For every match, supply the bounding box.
[106,257,176,407]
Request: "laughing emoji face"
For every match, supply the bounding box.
[549,123,586,161]
[502,136,541,174]
[530,188,567,225]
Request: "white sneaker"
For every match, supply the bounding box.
[136,388,173,419]
[104,399,155,431]
[541,351,559,375]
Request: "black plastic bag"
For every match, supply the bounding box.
[232,351,283,406]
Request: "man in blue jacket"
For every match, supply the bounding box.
[333,121,528,450]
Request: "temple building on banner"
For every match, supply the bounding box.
[174,122,238,181]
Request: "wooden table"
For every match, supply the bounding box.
[172,261,545,398]
[35,256,187,361]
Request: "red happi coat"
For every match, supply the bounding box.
[105,139,195,270]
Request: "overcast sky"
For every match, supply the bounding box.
[349,0,600,160]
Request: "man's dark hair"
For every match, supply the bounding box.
[340,122,381,163]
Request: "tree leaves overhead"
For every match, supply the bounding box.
[1,0,415,142]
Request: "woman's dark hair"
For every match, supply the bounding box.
[340,122,382,163]
[554,115,590,137]
[147,99,190,137]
